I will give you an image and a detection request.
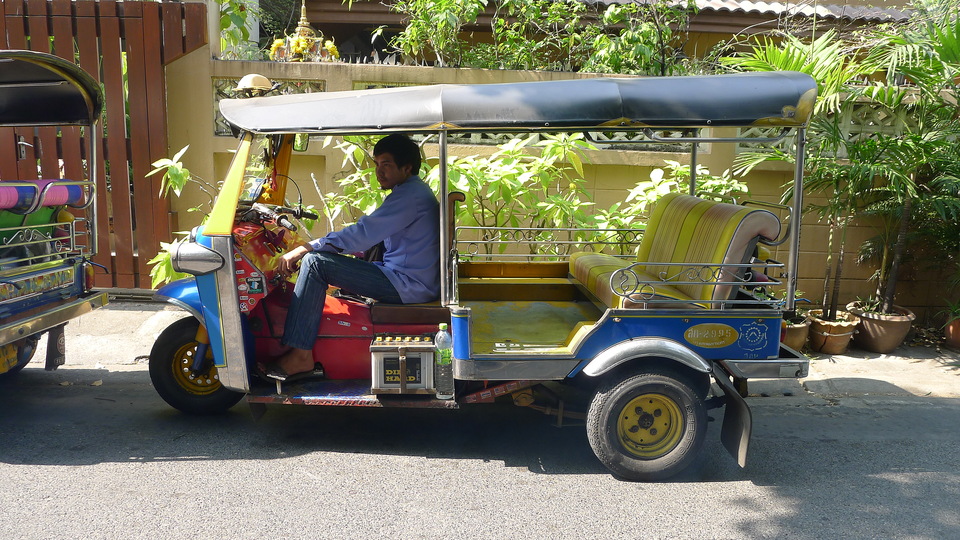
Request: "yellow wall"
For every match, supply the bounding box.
[163,46,952,320]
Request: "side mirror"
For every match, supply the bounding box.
[293,133,309,152]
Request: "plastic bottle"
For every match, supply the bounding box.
[434,323,454,399]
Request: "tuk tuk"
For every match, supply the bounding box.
[0,50,108,378]
[151,72,816,481]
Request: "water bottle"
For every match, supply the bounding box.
[434,323,454,399]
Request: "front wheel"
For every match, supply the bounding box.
[587,370,707,481]
[149,317,243,415]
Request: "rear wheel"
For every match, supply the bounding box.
[0,338,39,381]
[587,370,707,481]
[149,317,243,415]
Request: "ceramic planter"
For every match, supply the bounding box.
[808,309,860,355]
[782,318,811,351]
[944,319,960,349]
[846,302,915,354]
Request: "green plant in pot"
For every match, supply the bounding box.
[721,29,873,355]
[845,296,916,354]
[842,4,960,352]
[782,294,812,352]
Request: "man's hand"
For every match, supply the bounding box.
[278,244,312,278]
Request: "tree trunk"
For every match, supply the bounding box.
[882,196,912,314]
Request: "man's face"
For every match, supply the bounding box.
[374,152,412,190]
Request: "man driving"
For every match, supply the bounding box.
[263,133,440,382]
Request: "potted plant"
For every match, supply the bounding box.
[782,311,811,351]
[845,297,916,354]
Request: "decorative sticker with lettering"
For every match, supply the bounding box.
[684,323,739,348]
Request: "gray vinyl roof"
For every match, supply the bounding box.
[0,49,103,127]
[220,71,817,135]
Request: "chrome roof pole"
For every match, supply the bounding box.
[786,127,807,311]
[438,131,451,306]
[689,139,698,196]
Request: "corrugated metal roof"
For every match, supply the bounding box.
[695,1,911,22]
[596,0,913,23]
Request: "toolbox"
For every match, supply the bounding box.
[370,334,436,394]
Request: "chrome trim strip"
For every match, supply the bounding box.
[153,294,203,322]
[210,235,250,392]
[0,291,107,345]
[453,357,580,381]
[582,337,711,377]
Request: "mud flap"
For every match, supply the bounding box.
[44,324,66,371]
[712,363,752,468]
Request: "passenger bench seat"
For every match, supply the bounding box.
[570,193,781,308]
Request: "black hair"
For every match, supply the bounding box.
[373,134,421,175]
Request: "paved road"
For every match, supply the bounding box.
[0,302,958,539]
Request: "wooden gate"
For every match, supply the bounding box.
[0,0,206,289]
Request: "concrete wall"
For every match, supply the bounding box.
[163,46,953,321]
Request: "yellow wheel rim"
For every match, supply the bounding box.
[170,341,222,396]
[617,393,684,459]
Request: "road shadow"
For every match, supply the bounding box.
[0,366,758,480]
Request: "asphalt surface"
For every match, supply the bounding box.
[0,299,957,539]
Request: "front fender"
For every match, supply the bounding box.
[155,277,203,323]
[579,337,711,377]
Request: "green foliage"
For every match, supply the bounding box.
[216,0,263,60]
[582,1,698,76]
[146,146,218,288]
[147,239,189,290]
[428,134,598,255]
[385,0,697,74]
[316,136,391,228]
[386,0,488,67]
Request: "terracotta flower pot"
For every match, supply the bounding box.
[782,318,811,351]
[846,302,916,354]
[943,320,960,350]
[808,309,859,355]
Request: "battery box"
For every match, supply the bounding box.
[370,334,436,394]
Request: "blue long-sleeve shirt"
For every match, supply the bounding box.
[308,176,440,303]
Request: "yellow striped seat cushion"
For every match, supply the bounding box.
[569,193,780,309]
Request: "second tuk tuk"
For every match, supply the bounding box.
[151,72,816,481]
[0,50,107,379]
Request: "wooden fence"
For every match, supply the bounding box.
[0,0,206,289]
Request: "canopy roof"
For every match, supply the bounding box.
[220,71,817,135]
[0,49,104,127]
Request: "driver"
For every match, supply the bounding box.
[264,133,440,381]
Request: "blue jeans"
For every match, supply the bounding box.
[282,251,401,350]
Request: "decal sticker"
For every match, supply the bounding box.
[684,323,738,348]
[246,277,264,294]
[738,321,769,351]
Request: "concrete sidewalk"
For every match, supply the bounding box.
[42,298,960,399]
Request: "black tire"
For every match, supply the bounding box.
[0,339,38,381]
[587,369,708,481]
[149,317,243,415]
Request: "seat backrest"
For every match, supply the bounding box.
[635,193,781,302]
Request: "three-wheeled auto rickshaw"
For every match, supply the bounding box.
[151,72,816,481]
[0,50,108,379]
